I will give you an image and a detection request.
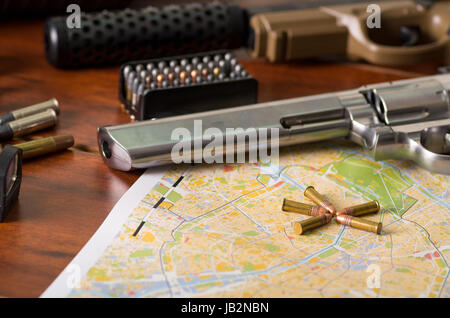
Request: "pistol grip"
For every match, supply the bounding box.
[249,8,348,62]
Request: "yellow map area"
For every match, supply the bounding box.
[71,143,449,297]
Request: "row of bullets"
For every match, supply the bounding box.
[283,186,382,235]
[122,53,249,110]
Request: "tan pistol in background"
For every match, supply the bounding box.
[250,0,450,66]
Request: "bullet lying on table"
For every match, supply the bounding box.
[0,109,58,142]
[0,98,59,126]
[14,135,74,159]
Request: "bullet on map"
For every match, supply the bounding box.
[282,199,329,216]
[336,200,380,217]
[336,214,382,234]
[293,214,332,235]
[304,186,336,214]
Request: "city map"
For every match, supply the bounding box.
[45,143,449,297]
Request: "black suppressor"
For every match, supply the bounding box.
[44,2,248,68]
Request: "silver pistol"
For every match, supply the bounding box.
[98,73,450,174]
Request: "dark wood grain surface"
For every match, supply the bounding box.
[0,11,438,297]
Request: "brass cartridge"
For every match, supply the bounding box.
[282,198,328,216]
[336,200,380,217]
[304,186,336,214]
[293,214,332,235]
[16,135,74,159]
[336,214,382,234]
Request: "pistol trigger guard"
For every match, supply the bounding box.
[371,126,450,175]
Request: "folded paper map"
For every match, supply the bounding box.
[43,143,449,297]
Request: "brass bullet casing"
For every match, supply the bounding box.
[179,71,187,85]
[336,200,380,217]
[15,135,74,159]
[336,214,382,234]
[201,68,209,80]
[10,98,60,121]
[145,75,152,89]
[282,198,328,216]
[190,69,199,81]
[126,71,136,103]
[168,72,175,85]
[293,214,332,235]
[304,186,336,214]
[156,74,164,88]
[9,109,58,138]
[213,67,221,78]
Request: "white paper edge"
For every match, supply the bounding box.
[41,167,168,298]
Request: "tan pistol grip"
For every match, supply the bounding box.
[250,0,450,66]
[250,8,348,62]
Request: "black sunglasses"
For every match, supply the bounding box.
[0,145,22,222]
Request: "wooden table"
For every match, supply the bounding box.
[0,12,439,297]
